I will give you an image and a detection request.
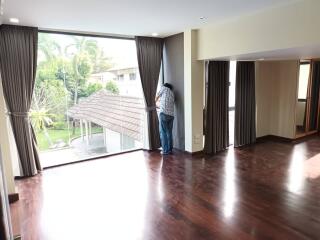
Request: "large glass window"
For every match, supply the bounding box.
[32,33,145,167]
[229,61,237,145]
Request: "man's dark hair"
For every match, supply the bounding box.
[163,83,173,90]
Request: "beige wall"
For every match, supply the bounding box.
[256,60,299,138]
[184,30,204,152]
[197,0,320,60]
[0,80,20,194]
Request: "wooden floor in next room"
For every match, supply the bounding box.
[10,136,320,240]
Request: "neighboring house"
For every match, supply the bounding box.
[88,72,116,85]
[67,89,145,153]
[89,65,143,97]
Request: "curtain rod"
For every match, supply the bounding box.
[38,29,134,41]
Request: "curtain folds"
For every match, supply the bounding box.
[204,61,229,154]
[309,61,320,131]
[234,61,256,147]
[135,36,164,150]
[0,25,41,176]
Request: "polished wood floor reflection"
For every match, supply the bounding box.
[10,137,320,240]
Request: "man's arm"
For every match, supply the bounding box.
[155,87,163,103]
[155,94,160,103]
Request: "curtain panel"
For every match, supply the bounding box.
[234,61,256,147]
[309,61,320,131]
[0,25,41,176]
[135,36,163,150]
[204,61,230,154]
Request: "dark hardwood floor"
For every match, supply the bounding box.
[10,137,320,240]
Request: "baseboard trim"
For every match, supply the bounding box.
[257,133,320,144]
[8,193,19,204]
[256,135,293,143]
[293,132,320,143]
[184,150,204,156]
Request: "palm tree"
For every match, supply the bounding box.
[65,36,98,105]
[38,34,61,61]
[30,100,54,147]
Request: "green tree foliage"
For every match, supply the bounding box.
[32,33,114,146]
[35,33,115,106]
[64,37,97,104]
[79,83,103,98]
[30,108,54,131]
[106,81,120,94]
[38,34,61,61]
[92,48,114,73]
[32,79,68,114]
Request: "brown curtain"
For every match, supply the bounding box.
[0,25,41,176]
[309,61,320,131]
[135,36,163,150]
[234,61,256,147]
[204,61,229,154]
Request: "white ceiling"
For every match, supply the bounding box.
[1,0,298,37]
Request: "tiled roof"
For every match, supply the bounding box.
[68,90,145,141]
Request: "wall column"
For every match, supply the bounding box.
[0,81,18,194]
[184,29,204,153]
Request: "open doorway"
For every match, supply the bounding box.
[33,33,146,167]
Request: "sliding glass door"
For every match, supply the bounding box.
[32,33,145,167]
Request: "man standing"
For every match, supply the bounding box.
[155,83,175,155]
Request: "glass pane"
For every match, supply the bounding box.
[33,33,145,167]
[298,64,310,99]
[229,110,235,145]
[229,61,236,145]
[229,61,236,108]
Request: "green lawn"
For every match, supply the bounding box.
[36,127,103,151]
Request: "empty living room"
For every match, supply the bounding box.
[0,0,320,239]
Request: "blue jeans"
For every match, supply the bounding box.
[159,112,174,153]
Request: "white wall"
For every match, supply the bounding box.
[184,30,204,152]
[197,0,320,60]
[256,60,299,139]
[0,80,20,194]
[163,33,185,150]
